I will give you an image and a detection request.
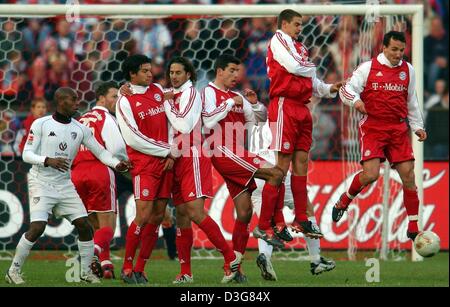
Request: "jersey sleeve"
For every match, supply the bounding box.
[81,124,121,169]
[164,87,202,134]
[116,95,171,158]
[339,61,371,106]
[270,32,316,78]
[22,119,46,166]
[101,114,128,160]
[406,63,425,132]
[201,87,235,129]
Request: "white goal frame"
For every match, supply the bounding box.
[0,3,424,261]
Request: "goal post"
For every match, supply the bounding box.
[0,3,424,261]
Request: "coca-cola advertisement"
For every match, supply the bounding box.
[194,161,449,250]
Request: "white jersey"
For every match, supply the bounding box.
[23,115,121,185]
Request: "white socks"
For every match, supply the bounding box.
[9,233,35,272]
[258,238,273,259]
[78,240,94,275]
[305,217,321,264]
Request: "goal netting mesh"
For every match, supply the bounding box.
[0,5,418,261]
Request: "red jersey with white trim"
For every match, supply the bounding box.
[267,30,314,101]
[116,83,171,166]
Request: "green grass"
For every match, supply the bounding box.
[0,250,448,287]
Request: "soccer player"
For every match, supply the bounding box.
[202,54,285,281]
[5,87,131,284]
[333,31,426,241]
[162,56,242,284]
[115,54,177,284]
[72,82,127,279]
[257,9,342,244]
[250,123,335,280]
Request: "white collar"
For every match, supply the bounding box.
[173,80,193,94]
[209,81,230,93]
[130,83,149,94]
[92,106,109,113]
[378,53,403,68]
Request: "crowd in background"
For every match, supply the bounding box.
[0,0,448,160]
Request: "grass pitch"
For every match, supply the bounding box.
[0,250,448,287]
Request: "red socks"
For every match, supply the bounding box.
[403,187,420,233]
[258,183,279,230]
[123,221,142,271]
[198,215,234,263]
[176,227,193,276]
[134,223,159,273]
[348,172,365,196]
[94,226,114,263]
[291,175,308,222]
[273,182,286,225]
[232,220,249,255]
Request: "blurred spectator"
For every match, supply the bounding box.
[14,97,48,156]
[310,100,337,160]
[0,110,21,157]
[424,16,449,93]
[132,19,172,60]
[425,87,449,160]
[53,18,76,60]
[0,51,27,97]
[21,19,52,64]
[425,79,447,117]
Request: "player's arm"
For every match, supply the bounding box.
[164,88,202,134]
[312,75,343,98]
[116,95,171,158]
[406,63,427,141]
[242,89,268,123]
[201,87,236,129]
[270,33,316,78]
[339,61,371,114]
[101,114,128,161]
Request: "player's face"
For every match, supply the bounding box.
[220,63,240,89]
[61,94,80,117]
[383,38,406,66]
[31,102,47,118]
[283,16,302,39]
[132,63,153,86]
[169,63,191,89]
[104,87,119,114]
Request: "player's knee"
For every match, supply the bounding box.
[236,207,252,223]
[268,167,284,186]
[73,218,93,239]
[27,222,46,241]
[365,172,379,184]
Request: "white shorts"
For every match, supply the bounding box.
[251,171,294,217]
[28,174,87,223]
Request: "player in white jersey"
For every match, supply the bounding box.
[5,88,131,285]
[249,123,336,279]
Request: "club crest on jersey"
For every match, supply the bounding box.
[59,142,68,151]
[71,132,77,140]
[142,189,149,197]
[399,71,407,81]
[283,142,290,150]
[253,157,261,165]
[364,149,371,157]
[154,94,162,102]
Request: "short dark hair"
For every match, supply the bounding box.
[214,53,241,74]
[122,54,152,81]
[95,81,118,100]
[277,9,302,29]
[166,57,197,86]
[383,31,406,47]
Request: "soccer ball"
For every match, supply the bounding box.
[413,231,440,258]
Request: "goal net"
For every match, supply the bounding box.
[0,3,424,261]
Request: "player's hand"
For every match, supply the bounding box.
[120,82,133,96]
[115,160,133,173]
[45,157,70,172]
[162,154,175,171]
[330,81,344,93]
[415,129,427,142]
[354,100,367,115]
[164,91,175,101]
[232,96,243,106]
[243,89,258,104]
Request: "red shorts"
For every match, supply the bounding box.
[359,117,415,165]
[268,97,312,154]
[211,145,265,199]
[130,156,173,201]
[172,150,213,206]
[72,161,117,213]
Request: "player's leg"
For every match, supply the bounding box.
[6,221,47,284]
[134,198,168,283]
[173,204,194,284]
[394,160,420,240]
[72,216,100,283]
[95,212,116,279]
[332,158,382,222]
[185,198,242,283]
